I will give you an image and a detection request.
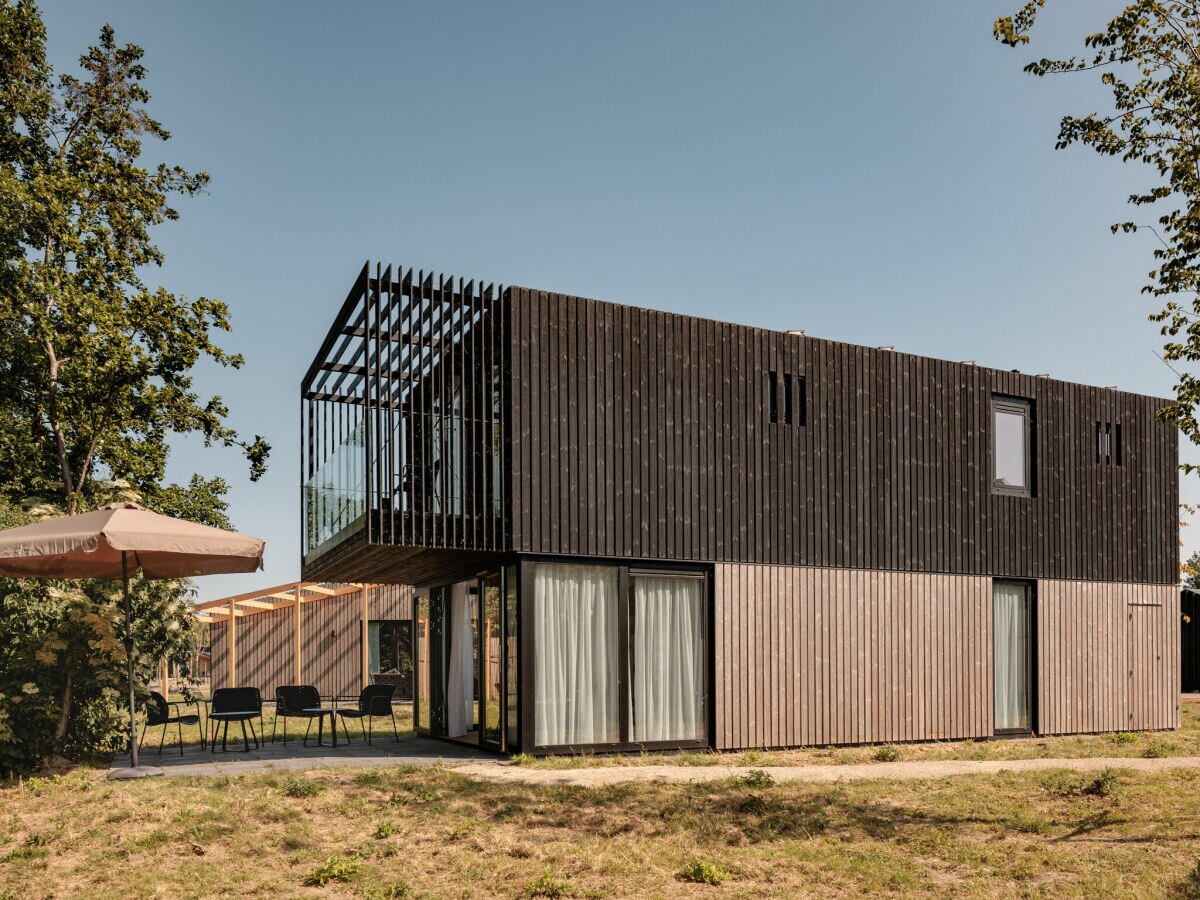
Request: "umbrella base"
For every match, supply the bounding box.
[108,765,164,780]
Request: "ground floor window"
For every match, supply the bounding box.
[368,619,413,700]
[994,581,1034,733]
[532,562,708,750]
[631,574,706,742]
[533,564,620,746]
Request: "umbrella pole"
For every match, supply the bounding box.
[124,551,138,769]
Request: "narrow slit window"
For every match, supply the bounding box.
[1104,422,1112,465]
[768,371,778,423]
[783,373,793,424]
[1095,421,1102,465]
[1115,424,1122,466]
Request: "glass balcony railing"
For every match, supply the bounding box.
[304,422,368,556]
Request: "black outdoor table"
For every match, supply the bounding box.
[208,710,261,752]
[302,708,339,748]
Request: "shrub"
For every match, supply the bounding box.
[523,870,575,898]
[1111,731,1137,745]
[873,744,901,762]
[282,776,323,798]
[1083,768,1122,798]
[739,768,774,788]
[679,859,731,885]
[1143,739,1173,759]
[375,820,398,839]
[303,855,361,887]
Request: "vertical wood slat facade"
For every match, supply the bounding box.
[1037,580,1178,733]
[507,288,1177,586]
[713,565,1178,750]
[210,585,412,699]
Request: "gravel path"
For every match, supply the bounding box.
[450,755,1200,787]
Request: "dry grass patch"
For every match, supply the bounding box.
[2,761,1199,896]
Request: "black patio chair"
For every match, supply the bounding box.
[336,684,399,744]
[208,687,262,752]
[140,691,200,757]
[271,685,346,747]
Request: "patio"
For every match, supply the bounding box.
[107,732,493,778]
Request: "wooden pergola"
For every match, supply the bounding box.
[192,581,375,688]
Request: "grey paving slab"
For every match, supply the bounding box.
[108,735,495,779]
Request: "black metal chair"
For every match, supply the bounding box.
[208,687,262,752]
[140,691,200,757]
[271,685,344,747]
[336,684,399,744]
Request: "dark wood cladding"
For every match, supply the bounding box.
[508,288,1177,584]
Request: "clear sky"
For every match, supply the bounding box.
[40,0,1200,600]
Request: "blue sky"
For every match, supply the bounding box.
[41,1,1198,599]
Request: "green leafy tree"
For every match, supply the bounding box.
[1183,548,1200,588]
[994,2,1200,466]
[0,2,268,769]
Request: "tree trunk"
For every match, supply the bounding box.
[53,669,73,743]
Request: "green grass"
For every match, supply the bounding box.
[3,761,1200,896]
[523,700,1200,770]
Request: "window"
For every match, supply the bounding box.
[630,574,706,742]
[1096,421,1123,466]
[531,562,709,749]
[769,371,805,426]
[533,564,620,746]
[994,582,1033,733]
[993,396,1032,496]
[368,619,413,700]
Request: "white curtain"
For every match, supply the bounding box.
[367,622,381,679]
[994,583,1031,731]
[632,576,705,742]
[534,564,619,746]
[446,581,474,737]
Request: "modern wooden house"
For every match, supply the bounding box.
[198,582,414,701]
[301,261,1180,755]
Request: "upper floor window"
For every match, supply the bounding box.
[1096,421,1122,466]
[993,396,1032,496]
[768,371,805,426]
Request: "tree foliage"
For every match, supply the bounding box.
[0,1,267,770]
[995,1,1200,467]
[0,3,269,514]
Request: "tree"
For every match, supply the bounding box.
[0,3,269,515]
[1184,548,1200,588]
[994,2,1200,466]
[0,2,268,769]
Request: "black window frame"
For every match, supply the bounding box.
[992,579,1037,737]
[992,395,1034,498]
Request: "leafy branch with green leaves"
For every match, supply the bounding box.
[995,1,1200,470]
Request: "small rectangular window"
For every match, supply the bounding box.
[1115,424,1122,466]
[993,396,1032,496]
[768,371,778,423]
[783,373,793,424]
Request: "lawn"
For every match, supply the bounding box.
[523,699,1200,770]
[2,763,1199,897]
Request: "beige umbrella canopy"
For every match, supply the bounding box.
[0,501,264,579]
[0,502,265,778]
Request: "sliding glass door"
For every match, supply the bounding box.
[630,574,706,743]
[994,581,1033,734]
[530,562,709,751]
[533,564,620,746]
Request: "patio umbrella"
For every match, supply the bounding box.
[0,502,265,778]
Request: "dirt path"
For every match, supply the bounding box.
[450,755,1200,787]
